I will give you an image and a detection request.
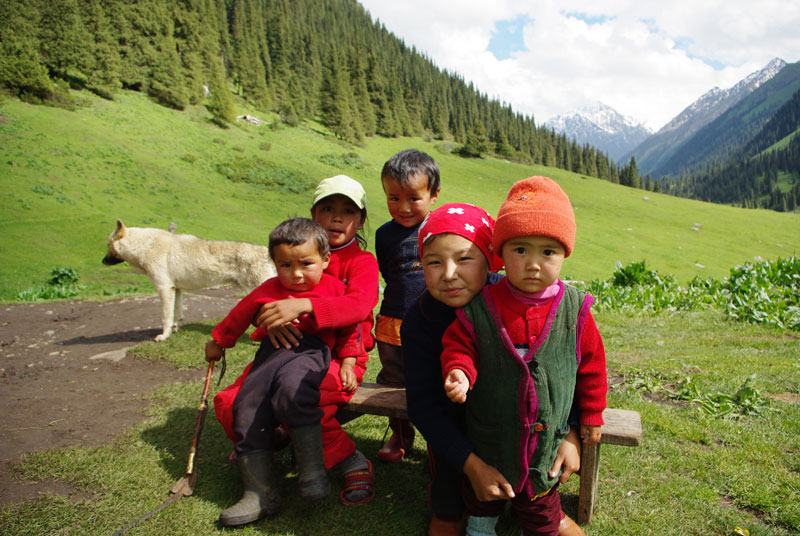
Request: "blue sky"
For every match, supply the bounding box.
[358,1,800,130]
[488,16,529,60]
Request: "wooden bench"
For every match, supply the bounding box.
[338,382,642,525]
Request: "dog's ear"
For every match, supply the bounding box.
[113,219,127,239]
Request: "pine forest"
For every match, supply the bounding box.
[0,0,646,188]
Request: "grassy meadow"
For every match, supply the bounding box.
[1,90,799,535]
[1,309,798,536]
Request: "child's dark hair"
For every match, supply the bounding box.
[355,210,369,250]
[381,148,440,193]
[268,217,330,260]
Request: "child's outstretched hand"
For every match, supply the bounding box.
[205,340,223,362]
[339,359,357,392]
[463,453,515,501]
[581,424,602,445]
[444,369,470,403]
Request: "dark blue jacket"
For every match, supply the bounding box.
[401,273,503,472]
[375,220,427,319]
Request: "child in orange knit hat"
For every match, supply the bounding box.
[440,176,608,536]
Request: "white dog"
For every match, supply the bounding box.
[103,220,276,341]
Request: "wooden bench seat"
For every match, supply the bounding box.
[338,382,642,525]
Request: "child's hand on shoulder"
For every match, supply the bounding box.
[444,369,470,403]
[340,360,357,392]
[581,424,602,445]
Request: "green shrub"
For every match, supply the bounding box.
[216,157,315,194]
[611,259,660,286]
[46,266,79,286]
[32,184,54,196]
[583,256,799,330]
[318,151,366,168]
[721,256,800,330]
[16,266,82,301]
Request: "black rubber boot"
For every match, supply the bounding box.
[290,424,330,500]
[219,450,281,527]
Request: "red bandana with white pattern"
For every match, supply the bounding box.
[418,203,503,271]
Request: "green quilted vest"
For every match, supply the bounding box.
[460,283,586,494]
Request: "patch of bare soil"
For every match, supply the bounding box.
[766,392,800,404]
[0,289,240,509]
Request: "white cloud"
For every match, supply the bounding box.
[358,0,800,130]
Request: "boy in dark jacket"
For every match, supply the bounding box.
[374,148,440,461]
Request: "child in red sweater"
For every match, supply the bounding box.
[206,217,360,526]
[214,175,378,506]
[441,177,608,536]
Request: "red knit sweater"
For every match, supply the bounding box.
[441,280,607,426]
[212,274,361,359]
[310,240,378,354]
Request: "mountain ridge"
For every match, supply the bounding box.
[625,57,788,176]
[656,60,800,177]
[544,102,653,162]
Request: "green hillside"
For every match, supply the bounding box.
[1,90,799,302]
[663,87,800,212]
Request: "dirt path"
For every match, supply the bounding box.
[0,289,240,508]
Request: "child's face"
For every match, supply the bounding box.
[311,194,364,248]
[501,236,565,293]
[381,172,439,228]
[422,233,490,308]
[272,240,330,292]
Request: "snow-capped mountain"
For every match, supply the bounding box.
[659,57,786,135]
[544,102,653,162]
[625,57,787,176]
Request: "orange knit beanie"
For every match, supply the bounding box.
[493,176,576,257]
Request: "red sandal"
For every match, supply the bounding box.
[339,460,375,506]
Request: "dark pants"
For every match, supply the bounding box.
[463,480,562,536]
[427,444,465,518]
[233,335,330,454]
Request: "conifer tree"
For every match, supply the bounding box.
[494,123,513,157]
[230,0,269,109]
[207,55,235,127]
[349,48,376,136]
[148,20,188,110]
[460,119,490,157]
[389,81,413,136]
[173,0,206,104]
[367,54,398,137]
[429,90,449,139]
[36,0,93,84]
[583,145,598,177]
[82,0,121,99]
[320,46,357,141]
[0,1,53,100]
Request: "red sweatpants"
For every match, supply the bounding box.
[214,356,367,470]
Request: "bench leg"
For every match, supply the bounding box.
[577,442,600,524]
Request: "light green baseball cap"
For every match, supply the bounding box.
[312,175,367,210]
